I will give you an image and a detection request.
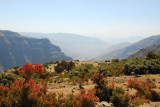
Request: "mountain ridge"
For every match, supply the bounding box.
[127,43,160,60]
[0,30,72,73]
[96,35,160,60]
[20,32,108,60]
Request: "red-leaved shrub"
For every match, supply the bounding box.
[0,63,99,107]
[127,79,160,101]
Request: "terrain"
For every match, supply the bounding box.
[0,30,72,73]
[127,43,160,60]
[97,35,160,60]
[1,30,160,106]
[20,33,145,61]
[20,32,108,60]
[1,54,160,107]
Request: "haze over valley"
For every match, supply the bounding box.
[1,1,160,107]
[0,30,160,73]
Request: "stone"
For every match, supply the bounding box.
[94,101,114,107]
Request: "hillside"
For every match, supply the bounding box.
[20,32,108,61]
[94,42,132,61]
[127,43,160,60]
[97,35,160,60]
[0,30,72,73]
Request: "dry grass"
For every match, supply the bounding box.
[47,74,160,97]
[46,61,160,98]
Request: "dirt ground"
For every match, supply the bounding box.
[46,61,160,106]
[47,74,160,97]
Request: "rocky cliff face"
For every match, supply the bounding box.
[0,30,72,72]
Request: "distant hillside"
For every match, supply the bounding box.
[0,30,72,73]
[104,36,144,45]
[20,32,108,61]
[127,44,160,60]
[94,42,132,61]
[97,35,160,60]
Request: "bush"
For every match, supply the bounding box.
[55,60,75,74]
[127,79,160,101]
[112,59,119,63]
[69,89,99,107]
[13,66,19,69]
[91,70,130,106]
[146,52,160,60]
[0,63,99,107]
[100,59,127,76]
[130,96,150,106]
[123,54,160,75]
[111,92,130,107]
[0,73,19,86]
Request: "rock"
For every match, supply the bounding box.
[58,81,61,83]
[94,101,114,107]
[95,102,103,107]
[101,101,113,107]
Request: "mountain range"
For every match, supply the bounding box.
[0,30,72,73]
[96,35,160,60]
[20,32,108,60]
[1,30,159,72]
[127,43,160,60]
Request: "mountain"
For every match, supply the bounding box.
[20,32,108,61]
[97,35,160,60]
[103,36,144,45]
[94,42,132,61]
[0,30,72,73]
[127,44,160,60]
[104,42,132,53]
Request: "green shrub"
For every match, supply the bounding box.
[111,92,130,107]
[123,57,160,75]
[112,59,119,63]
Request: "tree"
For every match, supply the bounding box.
[55,63,64,74]
[146,52,160,60]
[54,61,75,74]
[112,59,119,63]
[66,61,75,72]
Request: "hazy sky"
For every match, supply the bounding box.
[0,0,160,39]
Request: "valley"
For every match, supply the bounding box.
[1,30,160,107]
[1,0,160,106]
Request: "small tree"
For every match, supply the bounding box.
[55,61,75,74]
[112,59,119,63]
[66,61,75,72]
[55,63,64,74]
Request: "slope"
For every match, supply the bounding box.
[20,32,108,60]
[97,35,160,60]
[0,30,72,73]
[127,43,160,60]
